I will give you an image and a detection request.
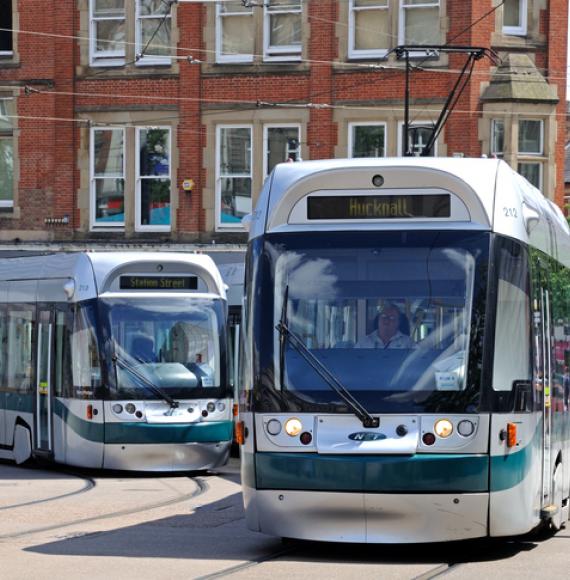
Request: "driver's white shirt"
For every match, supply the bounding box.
[356,330,415,349]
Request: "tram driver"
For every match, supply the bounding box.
[356,303,415,349]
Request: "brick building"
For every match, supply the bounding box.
[0,1,567,260]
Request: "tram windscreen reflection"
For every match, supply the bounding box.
[268,232,488,409]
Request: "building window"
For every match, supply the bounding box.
[349,1,441,59]
[0,99,14,210]
[91,128,125,227]
[264,1,302,61]
[135,0,172,66]
[217,126,252,228]
[0,3,13,55]
[518,162,542,190]
[349,1,390,58]
[90,0,172,67]
[349,123,386,158]
[216,1,302,63]
[398,123,436,156]
[503,0,527,36]
[264,124,301,178]
[216,1,254,63]
[491,119,505,158]
[136,127,171,230]
[399,0,441,46]
[518,119,543,155]
[90,0,126,66]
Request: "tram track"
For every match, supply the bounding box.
[0,475,208,541]
[412,563,463,579]
[193,545,299,580]
[0,471,96,512]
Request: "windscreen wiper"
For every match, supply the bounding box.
[112,352,180,413]
[276,286,379,429]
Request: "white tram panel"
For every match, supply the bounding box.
[254,158,503,236]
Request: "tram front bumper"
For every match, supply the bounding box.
[246,488,488,543]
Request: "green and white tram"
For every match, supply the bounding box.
[0,252,233,471]
[238,158,570,542]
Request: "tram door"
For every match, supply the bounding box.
[35,309,53,454]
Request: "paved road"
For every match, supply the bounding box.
[1,458,570,579]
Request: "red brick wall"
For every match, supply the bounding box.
[0,1,567,239]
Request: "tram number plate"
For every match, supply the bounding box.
[120,276,198,290]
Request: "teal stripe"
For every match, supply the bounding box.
[104,420,233,445]
[489,424,541,493]
[256,452,489,493]
[3,392,34,413]
[53,399,233,444]
[53,399,105,442]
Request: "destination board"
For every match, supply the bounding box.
[307,194,451,220]
[119,276,198,290]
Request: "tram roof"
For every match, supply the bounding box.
[254,157,570,266]
[0,251,227,300]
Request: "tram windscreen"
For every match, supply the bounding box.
[99,297,228,399]
[258,231,489,413]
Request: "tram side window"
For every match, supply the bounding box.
[549,261,570,408]
[6,307,34,393]
[71,303,101,397]
[54,309,73,398]
[0,309,6,384]
[492,239,532,391]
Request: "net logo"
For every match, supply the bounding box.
[348,432,387,442]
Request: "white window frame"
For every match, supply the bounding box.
[398,0,440,51]
[216,125,253,231]
[348,121,387,158]
[90,127,125,229]
[397,121,438,156]
[135,0,172,67]
[518,161,542,191]
[348,0,390,60]
[0,98,14,209]
[263,1,302,62]
[503,0,527,36]
[215,2,254,64]
[518,119,544,155]
[491,119,505,158]
[89,0,126,67]
[263,123,301,180]
[135,126,172,232]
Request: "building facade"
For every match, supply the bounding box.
[0,1,567,252]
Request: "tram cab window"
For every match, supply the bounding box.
[71,302,102,397]
[492,239,531,391]
[99,298,226,398]
[271,233,483,399]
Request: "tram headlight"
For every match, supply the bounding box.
[216,402,226,412]
[284,418,303,437]
[125,403,136,414]
[112,404,123,414]
[434,419,453,438]
[207,402,216,413]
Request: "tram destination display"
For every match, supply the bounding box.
[119,276,198,290]
[307,194,451,220]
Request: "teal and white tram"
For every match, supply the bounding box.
[0,252,233,471]
[238,158,570,542]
